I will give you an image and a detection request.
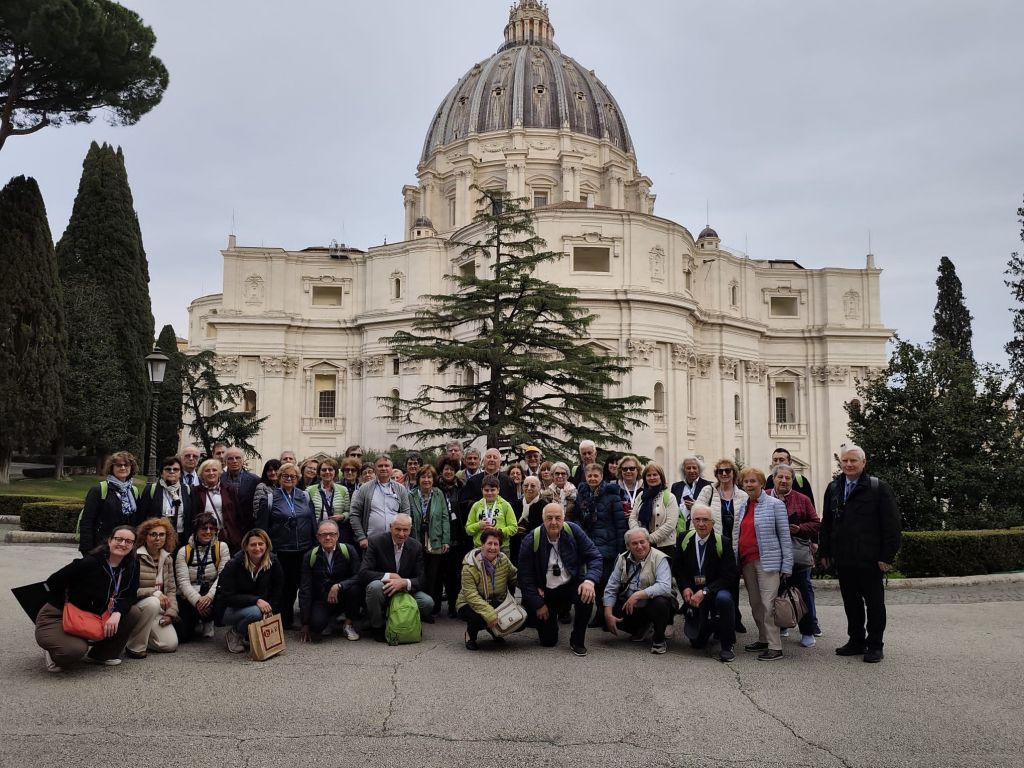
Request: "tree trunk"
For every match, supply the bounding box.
[0,447,10,484]
[54,436,66,480]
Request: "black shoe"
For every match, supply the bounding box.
[422,614,436,624]
[863,648,884,663]
[486,629,506,644]
[835,642,866,656]
[464,631,478,651]
[570,643,588,657]
[689,639,706,650]
[371,628,386,643]
[744,641,769,652]
[558,611,571,625]
[757,649,783,662]
[587,617,603,628]
[735,621,748,634]
[447,609,457,619]
[719,647,736,663]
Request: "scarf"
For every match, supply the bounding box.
[106,475,136,518]
[158,478,182,512]
[480,551,498,595]
[638,483,665,532]
[574,483,602,530]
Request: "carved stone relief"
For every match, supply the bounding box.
[627,338,655,364]
[400,358,422,374]
[671,343,695,369]
[649,246,665,282]
[243,274,264,304]
[843,290,862,319]
[745,361,769,383]
[719,356,739,380]
[363,356,386,376]
[811,365,850,385]
[261,356,298,376]
[213,355,239,376]
[695,355,714,378]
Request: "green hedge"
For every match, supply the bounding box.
[0,495,54,516]
[20,502,81,534]
[897,529,1024,577]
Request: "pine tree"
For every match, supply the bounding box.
[152,324,183,463]
[181,350,267,459]
[1005,198,1024,412]
[384,188,649,461]
[0,176,67,483]
[932,256,974,363]
[56,142,154,462]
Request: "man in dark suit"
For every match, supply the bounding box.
[674,502,738,662]
[222,446,260,518]
[359,513,434,641]
[299,521,362,642]
[462,447,516,511]
[670,455,713,529]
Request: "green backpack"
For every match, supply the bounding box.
[385,591,422,645]
[75,481,141,537]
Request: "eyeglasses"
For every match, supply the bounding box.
[198,525,218,531]
[147,531,167,538]
[343,467,358,473]
[320,467,336,473]
[280,474,299,480]
[620,466,638,472]
[112,463,130,469]
[318,532,339,538]
[553,471,568,477]
[111,536,135,545]
[162,466,181,472]
[350,453,363,458]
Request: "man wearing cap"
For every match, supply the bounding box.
[522,445,543,477]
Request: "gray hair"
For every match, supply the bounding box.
[771,463,795,479]
[551,461,570,475]
[317,520,340,534]
[579,440,596,452]
[680,454,705,474]
[523,475,541,491]
[464,447,481,459]
[625,528,651,545]
[840,444,866,461]
[391,513,412,528]
[689,503,714,522]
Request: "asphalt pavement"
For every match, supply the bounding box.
[1,544,1022,768]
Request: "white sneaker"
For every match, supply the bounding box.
[83,654,121,666]
[800,634,816,648]
[225,628,246,654]
[43,650,63,673]
[342,623,360,641]
[781,628,790,638]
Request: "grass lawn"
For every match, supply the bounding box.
[0,476,145,500]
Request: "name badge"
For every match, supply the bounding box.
[694,575,706,587]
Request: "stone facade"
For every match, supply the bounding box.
[186,1,890,496]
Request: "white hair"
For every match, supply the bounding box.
[840,444,866,461]
[625,528,651,544]
[680,454,705,474]
[551,461,570,475]
[689,503,714,521]
[579,440,596,452]
[771,463,795,479]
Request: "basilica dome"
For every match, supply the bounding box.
[420,0,634,163]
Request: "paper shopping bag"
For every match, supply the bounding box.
[247,613,286,661]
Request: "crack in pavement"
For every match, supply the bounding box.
[381,642,438,735]
[723,664,853,768]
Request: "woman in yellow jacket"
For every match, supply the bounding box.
[456,528,517,650]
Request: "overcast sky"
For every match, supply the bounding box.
[4,0,1023,365]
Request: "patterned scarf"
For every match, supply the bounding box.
[638,483,665,532]
[106,475,136,518]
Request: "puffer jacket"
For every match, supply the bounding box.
[455,548,517,624]
[575,482,628,559]
[136,547,179,619]
[732,491,793,574]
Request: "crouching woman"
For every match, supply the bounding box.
[214,528,284,653]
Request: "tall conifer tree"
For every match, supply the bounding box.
[1005,199,1024,412]
[0,175,66,483]
[151,324,183,465]
[57,142,154,461]
[932,256,974,363]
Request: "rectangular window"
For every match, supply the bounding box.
[775,397,789,424]
[311,285,343,306]
[572,246,610,273]
[770,296,799,317]
[448,197,456,227]
[533,191,548,208]
[459,261,476,279]
[315,373,336,418]
[392,357,400,376]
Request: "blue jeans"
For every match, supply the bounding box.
[221,605,263,636]
[794,567,820,635]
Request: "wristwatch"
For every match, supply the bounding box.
[701,588,709,596]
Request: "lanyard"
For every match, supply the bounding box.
[282,490,296,516]
[319,489,332,520]
[104,562,124,608]
[695,537,708,575]
[482,499,498,523]
[195,544,213,588]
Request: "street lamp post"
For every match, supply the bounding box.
[145,350,169,482]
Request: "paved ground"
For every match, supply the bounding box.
[1,544,1022,768]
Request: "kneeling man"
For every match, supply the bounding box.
[603,528,675,654]
[299,521,362,642]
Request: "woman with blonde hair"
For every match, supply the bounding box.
[627,462,679,556]
[697,457,748,632]
[126,517,179,658]
[214,528,284,654]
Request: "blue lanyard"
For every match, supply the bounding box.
[104,562,124,606]
[282,490,296,516]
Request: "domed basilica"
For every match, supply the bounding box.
[187,0,889,491]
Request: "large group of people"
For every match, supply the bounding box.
[37,439,900,670]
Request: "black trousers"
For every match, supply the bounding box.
[531,582,593,647]
[443,543,470,614]
[424,551,447,613]
[174,595,211,643]
[693,590,737,649]
[277,550,303,628]
[838,565,887,650]
[613,595,673,643]
[458,604,490,637]
[307,586,361,633]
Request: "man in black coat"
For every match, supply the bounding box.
[359,513,434,641]
[670,455,713,528]
[820,445,901,663]
[462,447,517,507]
[518,503,603,656]
[299,520,362,642]
[222,446,260,518]
[674,503,738,662]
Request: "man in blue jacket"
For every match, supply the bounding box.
[518,503,603,656]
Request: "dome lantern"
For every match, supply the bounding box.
[500,0,557,51]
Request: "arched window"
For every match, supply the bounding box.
[389,388,400,421]
[244,390,257,413]
[729,283,739,307]
[393,277,402,299]
[464,367,475,387]
[653,382,666,413]
[734,393,741,423]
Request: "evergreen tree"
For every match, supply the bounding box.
[384,188,649,461]
[1004,198,1024,412]
[56,141,154,462]
[181,350,267,459]
[0,176,66,483]
[152,324,183,463]
[932,256,974,363]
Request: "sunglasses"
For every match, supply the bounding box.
[112,463,131,469]
[716,468,733,475]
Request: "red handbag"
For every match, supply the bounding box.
[62,601,111,641]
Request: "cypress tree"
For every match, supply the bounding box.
[56,142,154,462]
[0,175,67,483]
[1005,199,1024,412]
[153,323,183,462]
[932,256,974,363]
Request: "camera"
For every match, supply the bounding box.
[551,563,561,577]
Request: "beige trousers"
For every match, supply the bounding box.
[742,560,782,651]
[126,595,179,654]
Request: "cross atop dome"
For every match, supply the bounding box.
[501,0,557,51]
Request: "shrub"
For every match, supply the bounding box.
[0,495,50,516]
[20,502,81,534]
[897,529,1024,577]
[22,467,56,479]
